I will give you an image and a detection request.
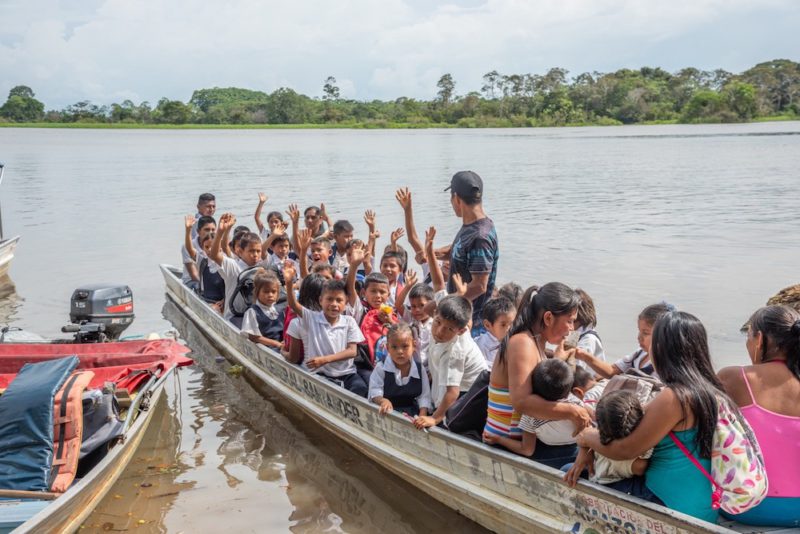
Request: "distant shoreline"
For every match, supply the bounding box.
[1,115,797,130]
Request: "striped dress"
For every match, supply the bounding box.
[484,383,522,439]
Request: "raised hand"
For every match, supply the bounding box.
[404,269,418,288]
[297,228,313,251]
[390,227,405,246]
[425,226,437,250]
[451,273,467,296]
[349,244,366,267]
[185,215,196,230]
[272,221,289,237]
[219,213,236,232]
[283,263,296,285]
[319,202,328,222]
[363,209,376,231]
[258,192,268,204]
[286,204,300,225]
[395,187,412,210]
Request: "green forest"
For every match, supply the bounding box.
[1,60,798,128]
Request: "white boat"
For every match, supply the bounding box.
[161,264,789,534]
[0,236,19,278]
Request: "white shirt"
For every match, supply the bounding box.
[474,331,500,365]
[264,254,299,279]
[210,255,247,320]
[427,331,488,408]
[581,379,608,409]
[240,301,279,337]
[368,358,432,411]
[399,309,433,367]
[180,236,202,284]
[517,394,582,446]
[576,326,606,376]
[592,449,653,485]
[286,308,364,377]
[331,250,349,274]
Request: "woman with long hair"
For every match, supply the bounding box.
[482,282,592,468]
[566,311,724,523]
[718,305,800,526]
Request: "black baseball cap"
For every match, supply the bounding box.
[444,170,483,201]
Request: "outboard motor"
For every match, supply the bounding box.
[64,284,135,343]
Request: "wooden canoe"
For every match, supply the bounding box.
[160,264,784,534]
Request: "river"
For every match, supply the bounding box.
[1,122,798,532]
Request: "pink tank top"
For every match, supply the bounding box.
[740,364,800,497]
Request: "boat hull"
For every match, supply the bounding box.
[160,264,737,534]
[0,237,20,278]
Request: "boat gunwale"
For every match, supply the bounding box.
[160,263,737,534]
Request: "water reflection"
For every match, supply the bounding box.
[86,300,485,532]
[0,276,22,326]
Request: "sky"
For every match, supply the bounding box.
[1,0,799,109]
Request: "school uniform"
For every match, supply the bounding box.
[427,331,488,409]
[613,349,657,377]
[286,307,367,396]
[474,330,500,365]
[180,236,202,286]
[368,358,432,416]
[210,255,250,320]
[576,326,606,377]
[240,302,284,342]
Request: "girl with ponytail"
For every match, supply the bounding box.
[482,282,591,469]
[718,305,800,527]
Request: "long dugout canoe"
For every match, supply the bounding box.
[161,264,783,534]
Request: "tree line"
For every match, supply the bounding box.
[2,60,798,127]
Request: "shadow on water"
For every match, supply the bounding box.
[84,299,486,533]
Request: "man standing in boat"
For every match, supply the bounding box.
[442,171,499,336]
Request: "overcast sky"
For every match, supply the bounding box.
[1,0,798,109]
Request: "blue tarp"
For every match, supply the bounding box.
[0,356,78,491]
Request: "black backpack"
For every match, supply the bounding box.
[228,264,287,318]
[444,370,490,440]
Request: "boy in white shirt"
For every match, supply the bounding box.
[208,213,264,322]
[414,295,488,430]
[284,264,368,397]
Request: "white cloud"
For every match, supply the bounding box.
[0,0,797,108]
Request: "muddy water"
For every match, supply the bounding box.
[82,300,485,533]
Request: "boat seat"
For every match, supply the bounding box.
[0,357,78,492]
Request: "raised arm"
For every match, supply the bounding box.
[261,221,288,259]
[283,263,303,317]
[395,187,425,262]
[389,227,405,253]
[319,202,332,232]
[184,215,198,261]
[297,228,312,279]
[363,210,377,256]
[395,269,418,314]
[210,213,235,266]
[254,192,268,234]
[345,244,366,307]
[425,226,445,293]
[286,203,301,251]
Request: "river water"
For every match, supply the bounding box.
[1,123,799,532]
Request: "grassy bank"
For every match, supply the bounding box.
[1,116,796,130]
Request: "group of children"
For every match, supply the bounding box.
[178,190,672,489]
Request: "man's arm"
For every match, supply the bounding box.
[395,187,425,261]
[462,272,490,302]
[254,192,267,234]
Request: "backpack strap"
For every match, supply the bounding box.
[668,432,723,510]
